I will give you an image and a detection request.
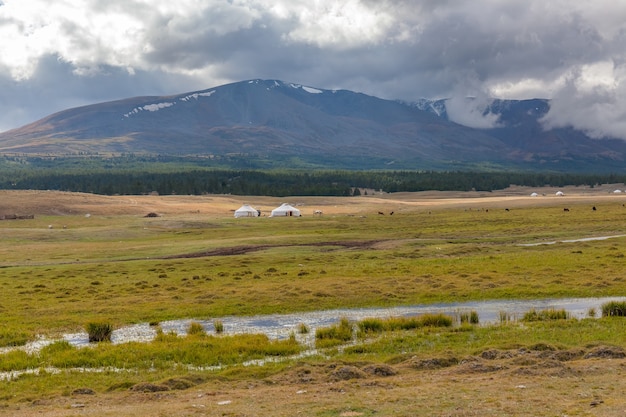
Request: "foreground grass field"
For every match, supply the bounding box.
[1,187,626,415]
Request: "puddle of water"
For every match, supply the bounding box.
[518,234,626,246]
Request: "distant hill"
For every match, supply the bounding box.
[2,79,626,171]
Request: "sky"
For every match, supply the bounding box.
[1,0,626,139]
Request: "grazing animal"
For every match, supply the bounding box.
[592,206,597,211]
[389,211,394,215]
[563,208,570,212]
[378,211,384,215]
[505,208,510,211]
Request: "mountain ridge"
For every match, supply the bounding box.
[1,79,625,171]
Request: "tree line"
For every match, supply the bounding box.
[1,167,624,196]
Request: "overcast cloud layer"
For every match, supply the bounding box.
[1,0,626,140]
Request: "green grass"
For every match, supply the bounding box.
[2,197,626,404]
[343,316,626,360]
[1,202,626,346]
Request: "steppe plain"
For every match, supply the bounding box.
[2,185,626,416]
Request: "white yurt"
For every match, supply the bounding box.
[270,203,301,217]
[530,192,538,197]
[555,191,564,196]
[614,189,622,194]
[234,204,260,218]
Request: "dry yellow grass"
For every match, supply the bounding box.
[1,183,623,217]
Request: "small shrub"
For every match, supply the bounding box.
[588,308,597,318]
[214,319,224,334]
[602,301,626,317]
[85,321,113,343]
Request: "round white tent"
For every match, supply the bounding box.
[555,191,564,196]
[530,192,538,197]
[234,204,259,218]
[270,203,301,217]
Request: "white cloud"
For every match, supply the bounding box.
[541,61,626,140]
[273,0,395,48]
[2,0,626,139]
[445,96,501,129]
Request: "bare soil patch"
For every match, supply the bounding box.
[166,240,383,258]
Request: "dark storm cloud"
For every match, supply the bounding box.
[1,0,626,140]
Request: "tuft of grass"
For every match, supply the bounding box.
[85,321,113,343]
[415,313,453,328]
[601,300,626,317]
[357,314,453,337]
[459,310,479,325]
[522,308,569,322]
[499,311,511,324]
[187,321,205,336]
[213,319,224,334]
[297,323,310,334]
[315,317,353,348]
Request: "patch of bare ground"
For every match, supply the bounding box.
[165,240,384,258]
[5,346,626,416]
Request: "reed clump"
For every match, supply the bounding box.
[85,321,113,343]
[297,323,310,334]
[357,313,453,336]
[458,310,480,324]
[315,317,353,348]
[187,321,206,336]
[213,319,224,334]
[522,308,569,322]
[601,301,626,317]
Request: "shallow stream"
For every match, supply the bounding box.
[63,296,626,349]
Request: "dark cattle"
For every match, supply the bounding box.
[592,206,597,211]
[378,211,384,215]
[390,211,394,215]
[563,208,570,212]
[505,208,510,211]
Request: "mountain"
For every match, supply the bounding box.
[1,79,626,171]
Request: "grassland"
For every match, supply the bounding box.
[1,187,626,416]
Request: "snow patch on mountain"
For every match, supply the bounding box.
[124,102,175,118]
[289,83,323,94]
[124,90,216,118]
[180,90,215,101]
